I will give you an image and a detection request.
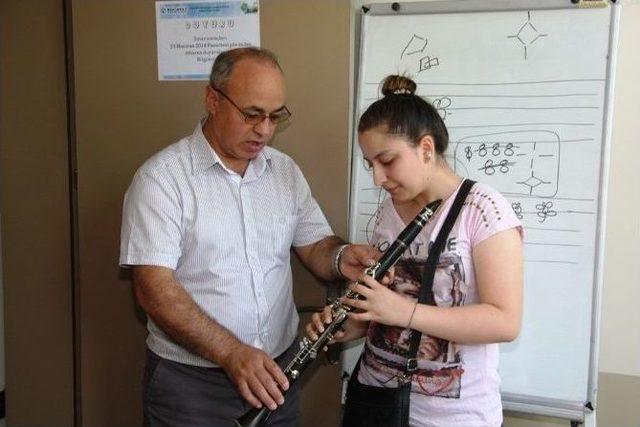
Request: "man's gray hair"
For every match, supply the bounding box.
[209,47,282,89]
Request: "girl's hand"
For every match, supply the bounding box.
[305,305,369,345]
[305,306,345,344]
[341,275,414,328]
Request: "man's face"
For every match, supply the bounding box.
[205,58,287,173]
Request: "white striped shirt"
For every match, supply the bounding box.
[119,122,333,367]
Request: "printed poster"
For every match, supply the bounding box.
[156,1,260,80]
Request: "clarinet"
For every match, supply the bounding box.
[234,199,442,427]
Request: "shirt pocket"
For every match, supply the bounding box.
[266,214,297,266]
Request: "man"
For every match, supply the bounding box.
[120,47,373,427]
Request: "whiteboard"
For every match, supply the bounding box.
[345,0,620,421]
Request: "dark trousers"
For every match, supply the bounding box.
[143,342,301,427]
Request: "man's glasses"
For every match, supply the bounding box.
[211,86,291,125]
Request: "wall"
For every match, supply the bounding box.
[0,0,75,426]
[595,3,640,426]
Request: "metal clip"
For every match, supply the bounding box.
[394,358,419,385]
[406,358,418,372]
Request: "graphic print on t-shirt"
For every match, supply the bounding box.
[366,253,468,398]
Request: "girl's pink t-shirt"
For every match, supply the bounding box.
[358,181,523,427]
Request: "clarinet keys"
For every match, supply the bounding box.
[299,337,318,360]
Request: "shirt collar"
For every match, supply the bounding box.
[190,120,218,174]
[189,119,272,178]
[248,147,271,179]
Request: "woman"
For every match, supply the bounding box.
[307,75,523,426]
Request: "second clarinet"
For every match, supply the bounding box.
[234,199,442,427]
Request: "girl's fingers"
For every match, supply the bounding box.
[305,322,318,341]
[360,275,382,289]
[313,315,325,333]
[322,306,333,324]
[341,296,365,310]
[333,330,346,341]
[379,268,395,286]
[348,311,369,322]
[307,313,326,339]
[348,282,371,298]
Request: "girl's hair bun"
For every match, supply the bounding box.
[381,75,417,96]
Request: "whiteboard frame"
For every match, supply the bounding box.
[588,0,620,416]
[346,0,621,422]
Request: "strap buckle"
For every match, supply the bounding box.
[406,358,418,373]
[397,359,418,384]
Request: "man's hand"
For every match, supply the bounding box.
[339,244,395,284]
[218,342,290,410]
[338,244,378,281]
[306,305,368,344]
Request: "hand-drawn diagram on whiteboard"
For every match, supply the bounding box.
[453,130,560,198]
[507,11,548,60]
[400,33,440,73]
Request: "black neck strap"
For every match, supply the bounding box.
[406,179,475,369]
